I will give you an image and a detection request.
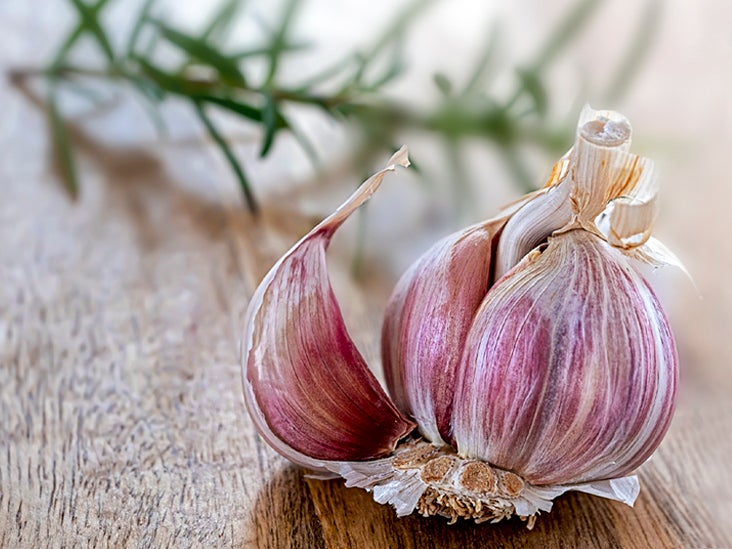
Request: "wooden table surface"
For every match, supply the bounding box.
[2,2,732,548]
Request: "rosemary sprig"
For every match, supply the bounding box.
[194,101,258,214]
[47,80,79,198]
[10,0,659,215]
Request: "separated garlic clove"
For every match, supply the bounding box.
[451,229,678,485]
[381,220,505,445]
[242,148,415,469]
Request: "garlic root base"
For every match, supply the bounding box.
[322,438,640,529]
[393,440,537,528]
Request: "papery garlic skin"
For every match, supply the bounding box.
[451,229,678,485]
[242,148,415,467]
[494,180,571,280]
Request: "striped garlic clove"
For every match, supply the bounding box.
[451,228,679,485]
[380,160,569,446]
[242,148,415,471]
[381,220,504,446]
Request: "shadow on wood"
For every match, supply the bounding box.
[250,466,327,549]
[300,475,637,549]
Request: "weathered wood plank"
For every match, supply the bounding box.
[303,406,731,549]
[0,71,327,547]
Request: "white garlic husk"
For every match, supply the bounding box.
[241,108,681,527]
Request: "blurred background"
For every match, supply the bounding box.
[4,0,727,393]
[1,0,730,545]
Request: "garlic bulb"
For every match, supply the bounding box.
[242,108,680,527]
[451,229,677,486]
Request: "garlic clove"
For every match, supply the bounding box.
[242,148,415,468]
[380,154,571,444]
[494,180,572,280]
[381,219,505,445]
[451,229,678,486]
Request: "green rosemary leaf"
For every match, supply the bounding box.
[263,0,301,86]
[231,42,310,60]
[47,84,79,198]
[462,22,500,96]
[516,68,548,117]
[196,94,264,123]
[367,44,406,90]
[61,77,108,105]
[360,0,436,66]
[135,59,220,97]
[128,77,168,136]
[126,0,157,57]
[196,93,291,133]
[50,25,84,70]
[154,22,246,86]
[339,0,434,93]
[433,73,452,96]
[69,0,115,62]
[285,116,320,170]
[200,0,243,45]
[131,90,168,138]
[135,59,188,94]
[130,75,165,103]
[259,93,279,157]
[193,102,258,214]
[349,54,369,89]
[293,49,363,93]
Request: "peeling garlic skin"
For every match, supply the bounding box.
[451,229,678,486]
[493,181,572,281]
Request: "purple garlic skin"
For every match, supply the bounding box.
[242,148,415,468]
[381,222,501,446]
[450,229,678,485]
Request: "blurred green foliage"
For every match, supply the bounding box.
[16,0,659,214]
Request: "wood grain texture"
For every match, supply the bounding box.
[2,3,732,548]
